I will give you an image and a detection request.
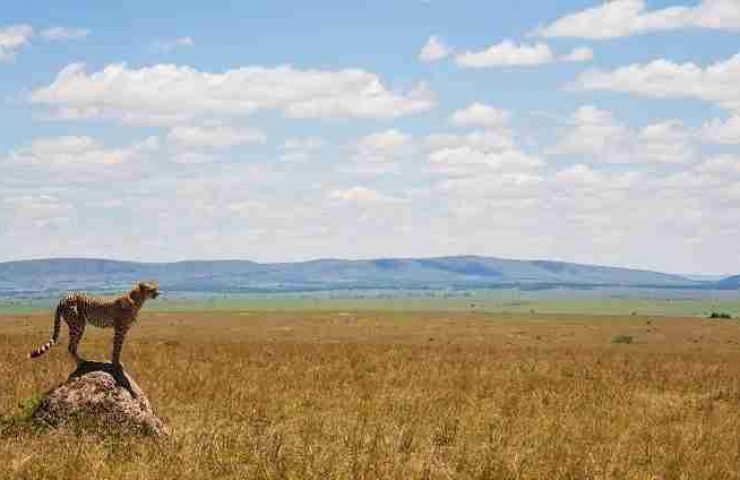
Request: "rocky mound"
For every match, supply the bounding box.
[31,361,168,437]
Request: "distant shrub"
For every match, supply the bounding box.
[17,393,43,420]
[709,311,733,319]
[612,335,634,344]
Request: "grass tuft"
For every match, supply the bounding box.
[611,334,635,344]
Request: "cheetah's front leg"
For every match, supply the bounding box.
[111,325,129,367]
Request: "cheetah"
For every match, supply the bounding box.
[29,281,160,366]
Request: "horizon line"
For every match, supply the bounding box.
[0,255,733,278]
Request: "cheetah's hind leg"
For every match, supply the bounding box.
[67,322,87,365]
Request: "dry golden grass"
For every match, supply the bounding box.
[4,310,740,479]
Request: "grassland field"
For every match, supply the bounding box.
[4,304,740,478]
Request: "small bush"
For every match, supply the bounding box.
[17,393,43,420]
[612,335,634,344]
[709,311,733,319]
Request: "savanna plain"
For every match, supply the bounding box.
[4,307,740,479]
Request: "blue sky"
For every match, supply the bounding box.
[1,0,739,274]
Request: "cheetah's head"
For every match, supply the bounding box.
[137,281,160,299]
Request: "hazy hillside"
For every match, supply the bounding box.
[716,275,740,290]
[0,256,712,298]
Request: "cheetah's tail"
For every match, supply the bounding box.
[28,303,62,359]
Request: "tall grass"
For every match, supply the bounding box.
[3,311,740,478]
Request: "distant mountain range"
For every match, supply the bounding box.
[0,256,735,298]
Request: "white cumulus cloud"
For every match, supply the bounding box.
[455,41,593,68]
[549,105,631,161]
[419,35,451,62]
[356,129,412,152]
[428,145,543,177]
[329,186,401,205]
[536,0,740,39]
[1,135,162,187]
[701,115,740,144]
[456,41,554,67]
[450,103,510,129]
[167,125,266,149]
[549,105,694,164]
[8,135,158,166]
[572,54,740,113]
[0,24,33,61]
[694,154,740,177]
[31,63,436,124]
[350,129,414,174]
[638,120,695,164]
[426,130,516,152]
[425,129,542,178]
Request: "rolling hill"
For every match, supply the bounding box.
[716,274,740,290]
[0,256,719,298]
